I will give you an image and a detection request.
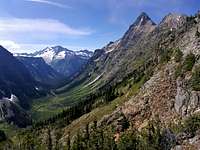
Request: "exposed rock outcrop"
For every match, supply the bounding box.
[175,76,200,116]
[0,97,31,127]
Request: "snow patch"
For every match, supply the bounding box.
[15,46,93,64]
[35,47,55,64]
[1,94,19,103]
[75,51,92,57]
[8,94,18,102]
[54,51,66,60]
[176,15,181,22]
[84,73,104,87]
[105,40,120,54]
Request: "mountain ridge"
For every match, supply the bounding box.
[15,46,93,77]
[0,45,47,127]
[16,56,65,88]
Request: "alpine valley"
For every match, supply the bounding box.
[0,10,200,150]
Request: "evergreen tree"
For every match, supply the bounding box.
[66,132,71,150]
[195,27,200,38]
[47,128,53,150]
[174,48,183,62]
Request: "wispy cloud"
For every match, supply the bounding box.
[0,40,95,53]
[0,17,93,53]
[0,18,92,36]
[0,40,21,52]
[0,40,52,53]
[25,0,71,8]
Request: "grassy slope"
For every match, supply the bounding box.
[30,74,104,121]
[0,123,20,138]
[30,84,93,121]
[62,76,145,136]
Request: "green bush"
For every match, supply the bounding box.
[175,64,183,78]
[191,65,200,91]
[174,48,183,62]
[195,28,200,38]
[160,49,173,64]
[182,53,196,72]
[184,114,200,136]
[174,53,196,78]
[117,130,140,150]
[0,130,6,142]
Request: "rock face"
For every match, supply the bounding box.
[175,77,200,116]
[173,130,200,150]
[17,56,65,88]
[103,40,121,54]
[159,13,187,29]
[0,97,31,127]
[68,12,158,89]
[120,12,156,48]
[175,77,190,116]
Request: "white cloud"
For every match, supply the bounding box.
[25,0,71,8]
[0,18,92,36]
[0,40,21,52]
[0,40,52,53]
[0,17,93,53]
[0,40,95,53]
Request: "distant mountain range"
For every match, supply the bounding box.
[0,45,93,126]
[15,46,93,78]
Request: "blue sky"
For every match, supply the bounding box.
[0,0,199,53]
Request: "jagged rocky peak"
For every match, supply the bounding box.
[133,12,156,27]
[127,12,156,33]
[120,12,156,48]
[159,13,187,29]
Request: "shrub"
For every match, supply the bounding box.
[182,53,196,72]
[195,28,200,38]
[117,130,140,150]
[175,64,183,78]
[174,48,183,62]
[0,130,6,142]
[160,49,173,64]
[190,65,200,91]
[184,114,200,136]
[159,129,176,150]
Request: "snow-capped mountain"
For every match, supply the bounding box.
[15,46,93,77]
